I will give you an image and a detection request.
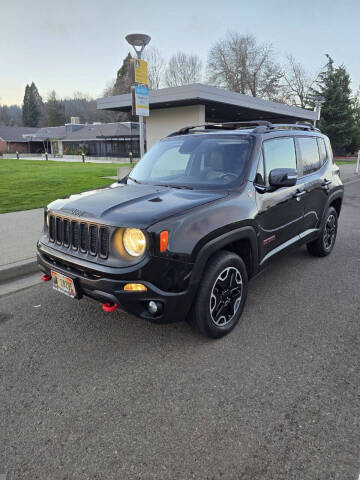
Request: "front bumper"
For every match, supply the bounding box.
[37,244,193,323]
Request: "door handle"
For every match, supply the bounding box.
[293,190,306,200]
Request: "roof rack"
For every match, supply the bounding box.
[167,121,273,137]
[167,120,320,137]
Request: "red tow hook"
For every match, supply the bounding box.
[102,303,118,313]
[41,274,51,282]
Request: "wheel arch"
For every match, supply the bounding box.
[188,226,258,293]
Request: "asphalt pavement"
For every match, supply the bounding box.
[0,179,359,480]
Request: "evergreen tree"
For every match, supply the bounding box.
[44,90,65,126]
[113,53,132,94]
[311,55,356,153]
[22,82,43,127]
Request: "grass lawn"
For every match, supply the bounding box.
[335,160,357,165]
[0,159,127,214]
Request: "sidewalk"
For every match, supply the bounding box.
[0,208,43,282]
[0,164,358,283]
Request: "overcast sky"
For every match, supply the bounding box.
[1,0,359,105]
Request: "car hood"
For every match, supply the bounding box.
[47,183,228,228]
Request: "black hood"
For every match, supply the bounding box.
[48,183,228,229]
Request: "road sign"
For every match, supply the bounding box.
[132,85,149,117]
[132,58,148,86]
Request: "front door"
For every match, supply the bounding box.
[254,136,305,265]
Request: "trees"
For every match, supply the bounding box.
[22,82,43,127]
[165,52,202,87]
[112,53,133,95]
[282,55,315,108]
[44,90,65,127]
[312,55,356,153]
[143,47,166,89]
[207,33,282,100]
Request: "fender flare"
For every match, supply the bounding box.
[321,190,343,227]
[188,226,258,292]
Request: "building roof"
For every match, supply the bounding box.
[0,126,39,142]
[31,126,67,140]
[65,122,140,141]
[97,83,317,123]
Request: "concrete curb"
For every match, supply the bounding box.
[0,258,39,283]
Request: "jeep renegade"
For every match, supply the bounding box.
[37,121,344,338]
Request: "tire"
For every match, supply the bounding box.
[307,206,338,257]
[189,250,248,338]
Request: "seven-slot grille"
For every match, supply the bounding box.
[48,214,109,258]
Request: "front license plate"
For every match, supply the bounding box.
[51,270,76,298]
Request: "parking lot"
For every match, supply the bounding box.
[1,179,359,480]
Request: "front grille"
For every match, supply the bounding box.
[48,215,109,258]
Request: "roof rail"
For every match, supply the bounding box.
[166,120,320,137]
[167,121,272,137]
[269,123,320,132]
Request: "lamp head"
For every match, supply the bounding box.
[126,33,151,47]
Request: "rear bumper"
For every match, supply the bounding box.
[37,246,193,324]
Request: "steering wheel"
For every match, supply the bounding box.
[217,172,238,181]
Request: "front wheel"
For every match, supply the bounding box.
[307,206,338,257]
[189,251,248,338]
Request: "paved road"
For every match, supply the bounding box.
[1,180,359,480]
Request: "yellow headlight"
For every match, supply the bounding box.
[122,228,146,257]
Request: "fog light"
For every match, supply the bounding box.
[124,283,147,291]
[147,300,162,315]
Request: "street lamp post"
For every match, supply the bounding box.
[125,33,151,159]
[313,96,325,128]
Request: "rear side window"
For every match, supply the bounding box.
[298,137,321,175]
[263,137,297,184]
[317,138,327,165]
[324,136,334,163]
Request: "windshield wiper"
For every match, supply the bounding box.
[128,176,142,184]
[158,184,194,190]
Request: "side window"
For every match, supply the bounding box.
[298,137,321,175]
[263,137,297,184]
[317,138,327,166]
[324,136,334,163]
[254,150,265,185]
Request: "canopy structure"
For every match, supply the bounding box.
[97,83,317,149]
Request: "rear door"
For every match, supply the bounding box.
[255,136,305,264]
[295,136,330,235]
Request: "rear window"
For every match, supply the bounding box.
[297,137,321,175]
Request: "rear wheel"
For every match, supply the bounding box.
[307,206,338,257]
[189,251,248,338]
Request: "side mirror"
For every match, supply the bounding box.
[269,168,297,188]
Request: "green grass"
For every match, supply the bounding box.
[0,159,127,214]
[335,160,357,165]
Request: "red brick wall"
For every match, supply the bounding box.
[0,141,29,154]
[0,139,6,154]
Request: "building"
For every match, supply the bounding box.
[4,121,141,158]
[0,126,43,154]
[97,83,318,149]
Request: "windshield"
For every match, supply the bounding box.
[128,134,253,189]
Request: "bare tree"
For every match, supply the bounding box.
[165,52,202,87]
[143,47,166,89]
[207,32,283,100]
[282,55,315,108]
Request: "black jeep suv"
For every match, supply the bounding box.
[37,121,344,338]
